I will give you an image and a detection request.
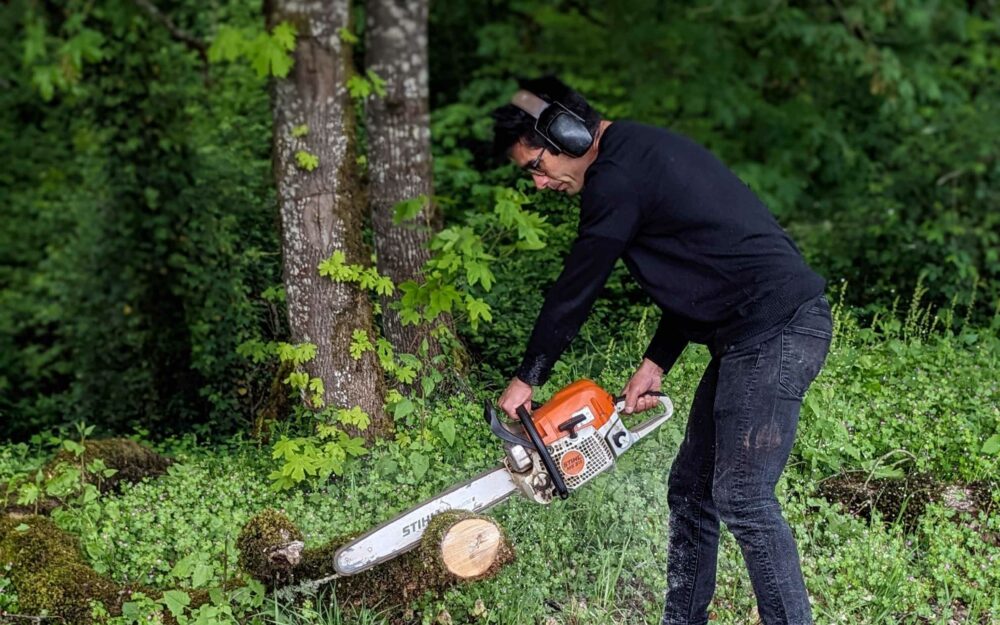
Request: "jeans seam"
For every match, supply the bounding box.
[740,340,790,623]
[752,341,791,622]
[681,455,715,622]
[785,325,832,340]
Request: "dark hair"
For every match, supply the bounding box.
[490,75,601,161]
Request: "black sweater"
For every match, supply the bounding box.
[515,121,826,386]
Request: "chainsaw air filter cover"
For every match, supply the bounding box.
[529,380,619,490]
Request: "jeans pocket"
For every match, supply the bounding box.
[778,323,832,400]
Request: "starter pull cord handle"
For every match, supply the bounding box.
[516,405,570,500]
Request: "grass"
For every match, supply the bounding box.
[2,293,998,624]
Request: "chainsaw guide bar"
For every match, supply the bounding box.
[333,381,673,576]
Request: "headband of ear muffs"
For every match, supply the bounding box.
[510,89,595,158]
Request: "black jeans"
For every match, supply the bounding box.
[662,296,832,625]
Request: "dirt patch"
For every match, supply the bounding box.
[818,472,996,533]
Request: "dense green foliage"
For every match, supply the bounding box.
[1,0,282,438]
[1,1,998,622]
[430,0,1000,320]
[2,0,998,438]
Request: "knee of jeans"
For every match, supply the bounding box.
[667,463,702,504]
[713,476,775,523]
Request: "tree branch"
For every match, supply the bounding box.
[130,0,209,64]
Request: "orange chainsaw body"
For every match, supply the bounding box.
[530,379,616,446]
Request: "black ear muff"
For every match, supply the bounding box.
[510,89,594,158]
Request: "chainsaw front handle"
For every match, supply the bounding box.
[516,405,570,500]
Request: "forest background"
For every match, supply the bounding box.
[0,1,998,624]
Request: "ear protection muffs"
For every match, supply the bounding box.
[510,89,595,158]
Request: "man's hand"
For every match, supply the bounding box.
[621,358,664,414]
[499,377,533,420]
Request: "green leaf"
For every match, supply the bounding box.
[375,456,398,477]
[982,434,1000,455]
[338,433,368,457]
[366,69,387,97]
[316,443,346,477]
[336,406,371,430]
[291,124,309,138]
[394,365,417,385]
[16,483,40,506]
[62,439,85,456]
[399,308,422,327]
[392,195,429,224]
[295,150,319,172]
[465,297,492,330]
[338,27,359,45]
[346,75,372,99]
[349,329,373,360]
[438,418,457,446]
[409,451,429,481]
[191,562,214,588]
[271,22,298,51]
[161,590,191,619]
[15,523,29,532]
[271,436,301,460]
[283,454,314,482]
[393,398,415,419]
[170,553,197,580]
[207,27,245,63]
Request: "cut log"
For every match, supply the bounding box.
[238,508,515,613]
[420,511,509,580]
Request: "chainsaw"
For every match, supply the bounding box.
[333,379,673,576]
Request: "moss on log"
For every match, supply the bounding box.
[3,438,173,516]
[48,437,173,493]
[0,514,233,624]
[0,514,132,622]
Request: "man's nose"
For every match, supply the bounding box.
[531,173,549,189]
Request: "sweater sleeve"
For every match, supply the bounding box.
[514,169,642,386]
[642,312,688,375]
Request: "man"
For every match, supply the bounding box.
[492,76,831,625]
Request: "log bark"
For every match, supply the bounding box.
[267,0,388,436]
[364,0,450,356]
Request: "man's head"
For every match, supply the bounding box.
[491,76,603,196]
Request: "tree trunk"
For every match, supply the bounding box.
[364,0,448,356]
[268,0,388,436]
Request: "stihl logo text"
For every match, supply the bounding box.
[402,504,452,537]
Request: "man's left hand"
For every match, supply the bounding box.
[622,358,664,414]
[499,377,533,420]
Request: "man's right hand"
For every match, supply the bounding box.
[621,358,664,414]
[499,376,533,420]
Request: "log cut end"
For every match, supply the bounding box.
[439,518,503,578]
[420,510,514,582]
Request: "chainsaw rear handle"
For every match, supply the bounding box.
[516,405,570,500]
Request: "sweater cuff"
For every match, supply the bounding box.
[514,351,555,387]
[643,336,686,375]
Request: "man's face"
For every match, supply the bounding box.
[510,140,587,195]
